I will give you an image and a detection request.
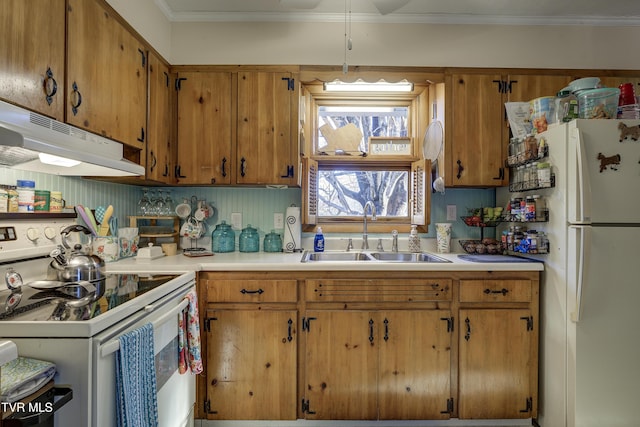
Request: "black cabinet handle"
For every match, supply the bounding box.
[383,318,389,341]
[149,150,157,172]
[240,288,264,295]
[137,127,145,143]
[484,288,509,296]
[44,67,58,105]
[456,160,464,179]
[70,82,82,115]
[175,165,186,179]
[368,318,375,343]
[287,318,293,342]
[162,164,169,177]
[280,165,294,178]
[464,317,471,341]
[175,77,187,90]
[221,157,227,177]
[492,79,503,93]
[240,157,246,177]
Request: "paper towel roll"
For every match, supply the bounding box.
[283,206,301,252]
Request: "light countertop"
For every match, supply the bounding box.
[107,250,544,274]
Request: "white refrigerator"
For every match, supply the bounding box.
[498,119,640,427]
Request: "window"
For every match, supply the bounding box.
[301,80,431,233]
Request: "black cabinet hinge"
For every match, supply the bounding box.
[519,396,533,413]
[520,316,534,331]
[302,317,316,332]
[301,398,316,414]
[204,317,217,332]
[138,48,146,67]
[440,317,454,333]
[175,77,187,90]
[204,399,218,414]
[282,77,295,91]
[440,397,454,414]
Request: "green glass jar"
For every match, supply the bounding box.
[263,230,282,253]
[239,225,259,253]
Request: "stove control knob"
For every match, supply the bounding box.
[44,226,57,240]
[26,227,40,241]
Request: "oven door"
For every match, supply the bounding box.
[93,282,197,427]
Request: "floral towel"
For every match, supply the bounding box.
[0,357,56,402]
[116,323,158,427]
[178,290,203,375]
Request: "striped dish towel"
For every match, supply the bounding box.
[178,290,203,375]
[116,323,159,427]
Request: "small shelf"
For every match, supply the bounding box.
[129,216,180,247]
[0,212,77,220]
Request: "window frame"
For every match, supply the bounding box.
[300,82,432,233]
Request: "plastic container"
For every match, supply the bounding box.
[313,226,325,252]
[556,90,579,122]
[239,225,260,253]
[16,180,35,213]
[568,77,601,93]
[577,88,620,119]
[408,224,421,252]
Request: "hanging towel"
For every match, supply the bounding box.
[178,290,203,375]
[0,357,56,402]
[116,323,159,427]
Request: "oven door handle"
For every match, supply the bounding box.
[100,298,190,358]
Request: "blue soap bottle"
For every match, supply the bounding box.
[313,226,325,252]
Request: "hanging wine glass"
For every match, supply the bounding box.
[137,188,150,216]
[155,189,167,216]
[164,189,175,216]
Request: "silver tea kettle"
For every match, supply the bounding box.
[47,225,105,282]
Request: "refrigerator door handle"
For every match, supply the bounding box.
[570,226,592,323]
[574,129,592,223]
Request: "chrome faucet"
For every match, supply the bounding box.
[391,230,399,252]
[362,201,377,250]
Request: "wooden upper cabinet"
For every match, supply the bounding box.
[0,0,65,120]
[446,73,505,187]
[175,71,233,185]
[66,0,147,150]
[506,75,572,103]
[236,71,298,185]
[147,52,174,183]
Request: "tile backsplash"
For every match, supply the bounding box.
[1,168,496,246]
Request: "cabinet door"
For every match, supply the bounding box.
[67,0,147,149]
[598,76,640,93]
[147,52,173,183]
[446,74,505,187]
[205,309,297,420]
[507,75,572,103]
[304,310,378,420]
[236,71,297,185]
[458,309,536,419]
[0,0,65,120]
[378,310,452,420]
[176,72,233,185]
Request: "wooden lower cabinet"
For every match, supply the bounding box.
[458,308,537,419]
[204,309,297,419]
[303,309,452,420]
[199,271,539,422]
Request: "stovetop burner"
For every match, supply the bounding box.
[1,273,179,322]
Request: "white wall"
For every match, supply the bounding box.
[104,0,640,69]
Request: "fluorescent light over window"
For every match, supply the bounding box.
[323,79,414,93]
[39,153,81,167]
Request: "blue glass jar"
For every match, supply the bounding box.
[212,220,235,253]
[239,225,260,253]
[263,230,282,252]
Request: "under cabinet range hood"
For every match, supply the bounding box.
[0,100,144,176]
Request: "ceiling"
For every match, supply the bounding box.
[155,0,640,25]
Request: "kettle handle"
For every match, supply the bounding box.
[60,225,94,250]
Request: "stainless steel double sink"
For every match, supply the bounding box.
[300,250,451,263]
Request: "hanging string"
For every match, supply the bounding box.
[342,0,348,74]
